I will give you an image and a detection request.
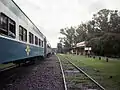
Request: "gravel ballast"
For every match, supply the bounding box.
[4,55,64,90]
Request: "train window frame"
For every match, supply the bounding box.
[8,18,16,38]
[23,28,27,42]
[0,13,8,35]
[42,41,43,47]
[35,36,38,45]
[19,26,23,41]
[29,32,34,44]
[39,39,41,46]
[0,12,16,38]
[19,25,27,42]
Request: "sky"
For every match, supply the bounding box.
[13,0,120,48]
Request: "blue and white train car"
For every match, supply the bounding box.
[0,0,51,64]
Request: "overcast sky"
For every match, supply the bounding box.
[13,0,120,48]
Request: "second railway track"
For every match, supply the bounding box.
[57,54,105,90]
[0,64,17,73]
[0,62,36,89]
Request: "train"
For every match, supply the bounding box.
[0,0,52,64]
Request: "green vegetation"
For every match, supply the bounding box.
[58,54,96,89]
[67,76,89,84]
[58,54,120,90]
[58,9,120,57]
[0,63,14,69]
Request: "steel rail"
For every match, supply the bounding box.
[56,55,67,90]
[65,56,105,90]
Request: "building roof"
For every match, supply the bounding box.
[76,41,86,47]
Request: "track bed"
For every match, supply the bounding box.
[58,55,104,90]
[0,55,64,90]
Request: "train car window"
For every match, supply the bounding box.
[42,41,43,47]
[8,19,16,38]
[35,36,38,45]
[0,13,16,38]
[19,26,27,42]
[29,32,34,44]
[23,28,27,42]
[32,34,34,44]
[19,26,23,41]
[39,39,41,46]
[0,13,8,35]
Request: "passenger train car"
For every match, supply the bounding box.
[0,0,52,64]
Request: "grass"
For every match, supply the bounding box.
[57,54,120,90]
[67,76,89,83]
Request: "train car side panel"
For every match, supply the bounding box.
[0,37,44,63]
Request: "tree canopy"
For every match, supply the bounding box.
[59,9,120,57]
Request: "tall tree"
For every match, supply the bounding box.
[75,23,88,42]
[60,27,76,48]
[92,9,111,33]
[59,9,120,57]
[109,10,120,33]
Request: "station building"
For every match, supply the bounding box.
[71,41,92,55]
[75,41,86,55]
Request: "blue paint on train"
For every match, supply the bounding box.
[0,37,44,63]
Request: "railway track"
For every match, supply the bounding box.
[0,64,21,89]
[0,62,33,89]
[0,64,17,72]
[57,55,105,90]
[0,60,35,73]
[2,55,65,90]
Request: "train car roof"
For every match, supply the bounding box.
[10,0,45,38]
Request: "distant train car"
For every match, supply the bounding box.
[0,0,51,64]
[46,42,52,57]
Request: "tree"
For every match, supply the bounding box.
[60,27,76,48]
[92,9,111,33]
[57,43,63,53]
[59,9,120,57]
[76,23,88,42]
[109,10,120,33]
